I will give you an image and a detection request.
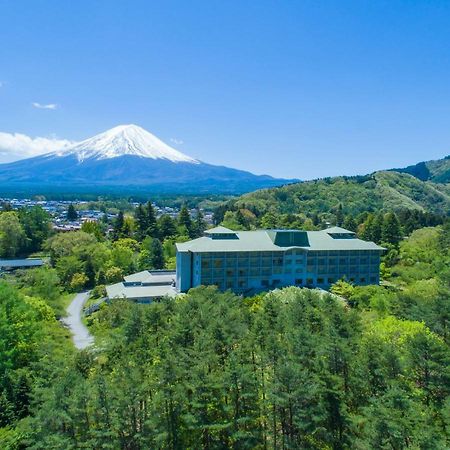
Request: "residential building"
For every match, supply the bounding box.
[176,226,384,295]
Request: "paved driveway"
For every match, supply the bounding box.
[64,291,94,350]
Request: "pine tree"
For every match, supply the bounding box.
[150,238,165,269]
[67,204,78,221]
[193,208,207,237]
[134,204,149,240]
[178,206,193,237]
[382,212,401,245]
[146,201,158,237]
[335,203,344,226]
[112,211,124,241]
[343,216,357,232]
[158,215,176,240]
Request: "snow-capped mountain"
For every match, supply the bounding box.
[0,125,295,194]
[58,124,198,163]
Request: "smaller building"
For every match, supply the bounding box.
[106,270,177,304]
[0,258,44,272]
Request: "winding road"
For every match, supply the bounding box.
[64,291,94,350]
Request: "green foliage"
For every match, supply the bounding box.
[21,285,450,448]
[18,206,52,253]
[150,238,165,269]
[330,279,355,299]
[66,204,78,221]
[0,212,26,258]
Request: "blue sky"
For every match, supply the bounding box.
[1,0,450,179]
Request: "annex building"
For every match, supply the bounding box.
[176,226,384,295]
[106,270,177,303]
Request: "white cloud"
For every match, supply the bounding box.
[0,131,75,163]
[170,138,184,145]
[32,102,58,110]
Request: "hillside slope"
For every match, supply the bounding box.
[233,171,450,216]
[392,155,450,183]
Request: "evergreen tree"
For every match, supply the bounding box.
[382,212,402,245]
[67,204,78,221]
[150,238,165,269]
[134,204,149,240]
[146,201,158,237]
[178,206,193,237]
[158,215,176,240]
[112,211,125,241]
[193,208,207,237]
[342,215,357,232]
[335,203,344,226]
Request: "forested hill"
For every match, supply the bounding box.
[226,170,450,218]
[392,154,450,183]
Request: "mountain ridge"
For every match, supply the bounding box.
[0,125,295,194]
[228,159,450,217]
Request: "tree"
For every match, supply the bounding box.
[146,201,158,238]
[261,211,278,229]
[330,279,355,299]
[134,204,148,240]
[158,215,176,240]
[0,212,26,258]
[112,211,125,241]
[67,204,78,222]
[382,212,402,245]
[81,221,103,240]
[193,208,207,238]
[178,206,193,237]
[18,206,51,253]
[70,273,88,292]
[150,238,165,269]
[342,215,357,232]
[335,203,344,226]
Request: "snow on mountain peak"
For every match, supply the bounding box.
[57,124,198,163]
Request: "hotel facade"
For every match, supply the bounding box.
[176,226,384,295]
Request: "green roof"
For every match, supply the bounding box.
[176,228,384,253]
[204,226,235,234]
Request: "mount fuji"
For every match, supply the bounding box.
[0,125,295,195]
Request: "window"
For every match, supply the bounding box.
[317,278,324,284]
[295,268,303,273]
[295,278,303,285]
[307,278,314,285]
[370,276,377,283]
[261,279,269,287]
[327,277,335,284]
[238,279,247,288]
[214,259,223,268]
[226,269,235,277]
[360,277,366,283]
[201,260,210,269]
